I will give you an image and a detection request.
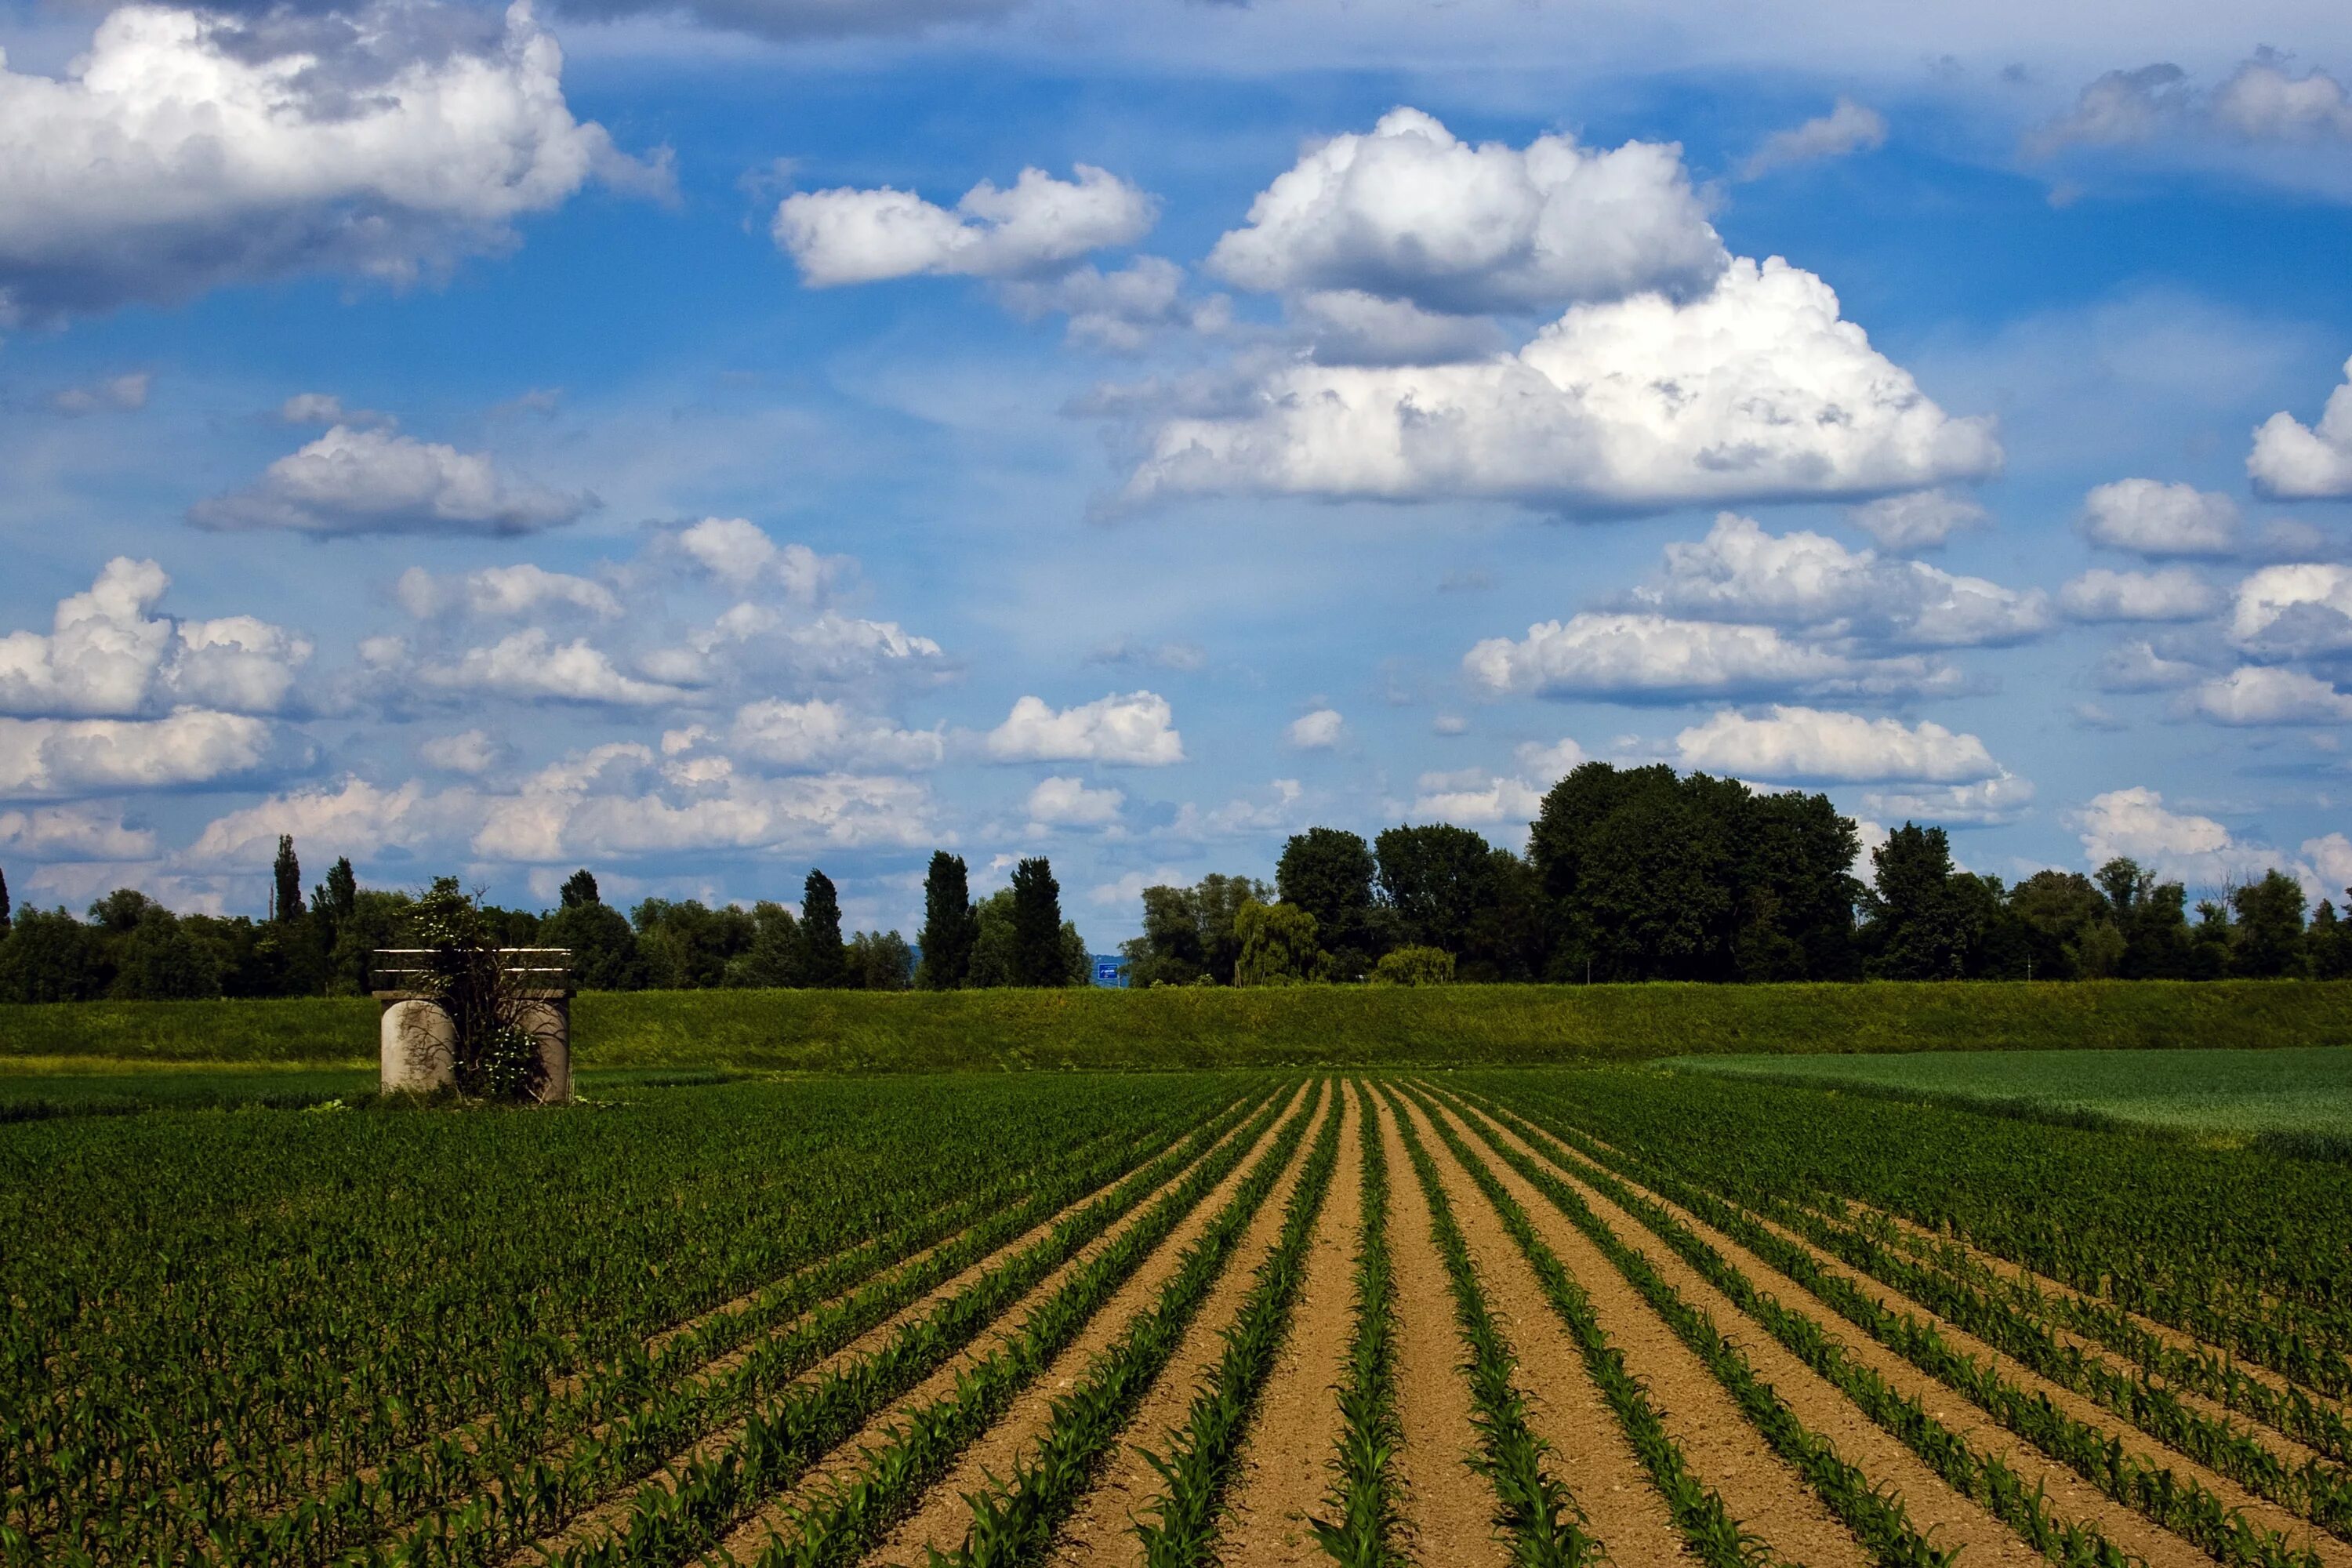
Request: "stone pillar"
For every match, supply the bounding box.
[379,997,456,1095]
[516,993,573,1104]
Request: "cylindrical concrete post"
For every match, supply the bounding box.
[516,996,572,1104]
[379,997,456,1095]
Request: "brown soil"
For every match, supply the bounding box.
[1406,1092,1872,1568]
[699,1087,1292,1566]
[1169,1081,1366,1567]
[1377,1087,1512,1568]
[1389,1091,1690,1566]
[1480,1101,2272,1568]
[1044,1082,1338,1568]
[1855,1199,2352,1446]
[535,1091,1279,1564]
[862,1083,1317,1567]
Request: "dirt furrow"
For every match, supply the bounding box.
[1375,1085,1513,1568]
[1489,1104,2273,1568]
[532,1093,1276,1564]
[1044,1081,1338,1568]
[860,1083,1316,1568]
[1171,1080,1365,1567]
[1392,1091,1691,1566]
[1416,1094,1874,1568]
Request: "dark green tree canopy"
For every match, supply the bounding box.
[797,869,847,989]
[1276,827,1383,977]
[917,851,978,989]
[1009,856,1068,987]
[560,869,601,909]
[272,835,304,923]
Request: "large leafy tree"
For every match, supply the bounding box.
[1009,857,1068,987]
[1276,828,1384,978]
[1374,823,1497,956]
[2230,870,2308,978]
[1860,823,1983,979]
[916,851,978,989]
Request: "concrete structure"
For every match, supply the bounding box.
[372,949,574,1102]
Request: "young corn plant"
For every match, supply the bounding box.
[1310,1082,1406,1568]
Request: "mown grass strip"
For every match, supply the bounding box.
[391,1089,1292,1568]
[1130,1076,1344,1566]
[1405,1085,1956,1568]
[1471,1091,2326,1568]
[1378,1085,1599,1568]
[1868,1217,2352,1470]
[1310,1082,1405,1568]
[728,1082,1334,1568]
[920,1080,1336,1568]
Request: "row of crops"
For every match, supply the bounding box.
[2,1065,2347,1568]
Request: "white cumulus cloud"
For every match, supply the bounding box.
[2057,567,2220,622]
[0,557,310,717]
[0,804,158,861]
[192,424,589,536]
[1123,256,1999,515]
[1207,107,1726,314]
[2079,478,2241,557]
[2249,356,2352,499]
[1672,705,1998,783]
[0,709,272,798]
[1632,513,2048,648]
[729,698,945,771]
[1286,708,1345,750]
[986,691,1184,766]
[0,0,656,321]
[673,517,836,599]
[419,728,506,774]
[1026,775,1124,827]
[775,164,1154,285]
[1408,769,1544,827]
[2227,562,2352,657]
[1860,773,2035,826]
[1465,613,1959,702]
[418,629,691,706]
[2190,665,2352,725]
[2066,786,2281,886]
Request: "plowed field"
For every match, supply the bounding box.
[7,1067,2349,1568]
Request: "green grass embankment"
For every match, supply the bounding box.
[1,980,2346,1072]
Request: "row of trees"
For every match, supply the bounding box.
[1116,763,2352,985]
[0,839,1098,1002]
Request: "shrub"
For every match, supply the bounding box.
[1372,946,1456,985]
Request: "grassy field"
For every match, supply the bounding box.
[1670,1044,2352,1151]
[0,1062,742,1120]
[2,978,2347,1071]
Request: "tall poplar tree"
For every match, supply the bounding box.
[1009,857,1066,986]
[800,869,847,988]
[917,851,978,989]
[271,836,304,921]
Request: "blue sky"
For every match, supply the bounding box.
[4,0,2352,946]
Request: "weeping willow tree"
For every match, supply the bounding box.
[397,877,554,1102]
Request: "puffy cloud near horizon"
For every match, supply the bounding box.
[2189,665,2352,725]
[986,691,1184,766]
[1122,257,2000,515]
[728,698,946,771]
[1630,514,2049,648]
[1671,705,1999,783]
[0,803,158,862]
[0,558,310,718]
[2058,567,2220,622]
[1408,768,1544,826]
[2066,786,2289,887]
[1465,613,1962,703]
[1025,775,1124,828]
[2079,478,2241,557]
[1207,107,1726,314]
[193,425,590,537]
[2249,356,2352,499]
[1860,774,2035,826]
[775,164,1155,286]
[0,0,659,322]
[1741,98,1888,180]
[0,710,274,798]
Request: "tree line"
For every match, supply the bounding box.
[2,761,2347,1002]
[1116,763,2352,985]
[0,840,1086,1003]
